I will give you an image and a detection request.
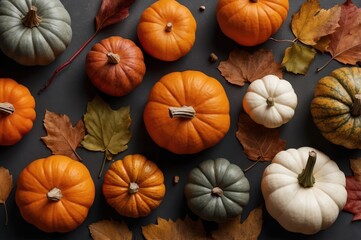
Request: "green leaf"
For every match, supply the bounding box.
[82,96,131,178]
[282,43,317,75]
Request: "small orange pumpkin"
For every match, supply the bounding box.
[0,78,36,146]
[216,0,289,46]
[15,155,95,233]
[102,154,165,218]
[137,0,197,61]
[86,36,146,96]
[143,71,230,154]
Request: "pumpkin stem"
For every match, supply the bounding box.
[250,0,258,2]
[0,102,15,116]
[351,94,361,117]
[47,187,63,201]
[129,182,139,194]
[106,52,121,64]
[298,151,316,188]
[22,6,41,28]
[211,187,223,197]
[165,22,173,32]
[266,97,275,107]
[169,106,196,119]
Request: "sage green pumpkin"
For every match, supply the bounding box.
[0,0,72,65]
[184,158,250,222]
[310,67,361,149]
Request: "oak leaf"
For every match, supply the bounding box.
[282,43,317,75]
[211,206,263,240]
[0,166,13,225]
[81,96,131,178]
[41,110,85,161]
[236,112,286,161]
[291,0,341,46]
[343,158,361,221]
[218,49,283,87]
[141,216,207,240]
[89,219,132,240]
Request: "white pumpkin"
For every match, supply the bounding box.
[242,75,297,128]
[261,147,347,235]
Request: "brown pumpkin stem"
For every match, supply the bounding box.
[298,151,316,188]
[165,22,173,32]
[47,187,63,201]
[129,182,139,194]
[106,52,121,64]
[0,102,15,116]
[169,106,196,119]
[266,97,275,107]
[211,187,223,197]
[22,6,41,28]
[351,94,361,117]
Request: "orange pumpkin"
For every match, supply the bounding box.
[143,71,230,154]
[15,155,95,233]
[86,36,146,96]
[102,154,165,218]
[0,78,36,145]
[137,0,197,61]
[216,0,289,46]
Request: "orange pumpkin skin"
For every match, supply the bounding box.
[143,71,230,154]
[15,155,95,233]
[86,36,146,96]
[216,0,289,46]
[102,154,165,218]
[0,78,36,145]
[137,0,196,61]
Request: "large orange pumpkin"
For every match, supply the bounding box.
[216,0,289,46]
[86,36,146,96]
[143,71,230,154]
[0,78,36,145]
[137,0,197,61]
[102,154,165,218]
[15,155,95,233]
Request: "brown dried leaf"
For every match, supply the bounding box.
[95,0,135,31]
[343,158,361,221]
[0,166,13,225]
[236,112,286,161]
[142,216,207,240]
[89,219,132,240]
[218,49,283,87]
[211,206,263,240]
[41,110,85,161]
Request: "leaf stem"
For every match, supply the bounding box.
[316,57,334,72]
[3,202,8,225]
[243,158,262,172]
[269,37,297,43]
[98,153,107,179]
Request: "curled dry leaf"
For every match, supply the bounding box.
[218,49,283,87]
[0,166,13,225]
[344,158,361,221]
[89,219,132,240]
[41,110,85,161]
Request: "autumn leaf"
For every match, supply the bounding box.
[317,0,361,71]
[81,96,131,178]
[236,112,286,162]
[343,158,361,221]
[211,206,263,240]
[291,0,341,46]
[282,42,317,75]
[142,216,207,240]
[0,166,13,225]
[41,110,85,161]
[218,49,283,87]
[89,219,132,240]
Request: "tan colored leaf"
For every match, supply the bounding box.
[41,110,85,161]
[218,49,283,87]
[236,112,286,161]
[291,0,341,46]
[89,219,132,240]
[142,216,207,240]
[212,206,263,240]
[0,166,13,225]
[282,43,317,75]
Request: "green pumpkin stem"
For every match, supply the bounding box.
[47,187,63,201]
[169,106,196,119]
[351,94,361,117]
[211,187,223,197]
[129,182,139,194]
[0,102,15,115]
[266,97,275,107]
[298,151,316,188]
[106,52,121,64]
[22,6,41,28]
[165,22,173,32]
